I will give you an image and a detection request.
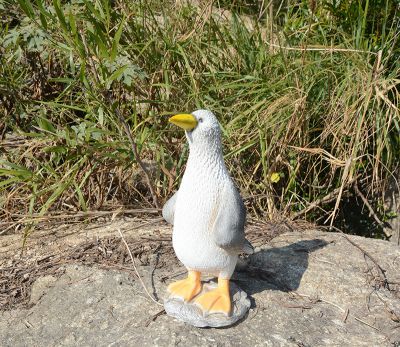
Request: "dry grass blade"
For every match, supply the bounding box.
[296,293,381,331]
[264,42,378,55]
[353,183,391,238]
[117,228,163,307]
[288,146,347,167]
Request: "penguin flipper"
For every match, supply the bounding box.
[162,191,178,225]
[212,183,249,253]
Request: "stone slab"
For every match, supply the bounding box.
[1,230,399,346]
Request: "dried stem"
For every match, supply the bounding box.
[353,183,391,238]
[296,293,380,331]
[292,187,348,219]
[264,42,377,55]
[293,176,359,219]
[117,228,163,307]
[114,106,160,209]
[80,26,160,210]
[326,225,389,290]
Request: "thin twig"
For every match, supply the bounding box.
[131,217,165,231]
[264,42,377,55]
[342,308,349,323]
[292,187,348,219]
[79,29,100,85]
[178,0,214,41]
[327,158,352,227]
[68,29,159,211]
[292,175,360,219]
[353,317,380,331]
[160,270,186,283]
[327,225,389,289]
[2,208,160,222]
[117,228,163,307]
[353,183,391,238]
[0,221,23,235]
[144,308,166,326]
[113,106,160,209]
[296,293,381,331]
[243,193,275,200]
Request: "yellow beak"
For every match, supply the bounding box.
[169,114,198,131]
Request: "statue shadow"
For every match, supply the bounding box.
[232,239,329,298]
[158,238,329,329]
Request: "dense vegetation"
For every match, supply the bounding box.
[1,0,399,239]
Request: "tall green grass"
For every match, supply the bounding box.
[0,0,399,237]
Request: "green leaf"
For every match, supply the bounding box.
[39,101,86,112]
[106,65,128,86]
[43,146,68,154]
[68,11,77,37]
[0,168,33,180]
[0,177,21,188]
[98,107,104,126]
[111,17,126,61]
[52,0,68,32]
[37,116,56,133]
[16,0,35,18]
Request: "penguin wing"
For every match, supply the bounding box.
[162,191,178,225]
[212,183,252,254]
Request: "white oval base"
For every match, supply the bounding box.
[164,281,251,328]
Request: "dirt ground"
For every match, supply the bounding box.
[0,216,288,311]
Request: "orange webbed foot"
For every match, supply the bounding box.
[194,278,231,316]
[167,270,202,302]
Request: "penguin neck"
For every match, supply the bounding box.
[186,138,228,179]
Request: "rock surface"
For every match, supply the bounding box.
[1,229,400,346]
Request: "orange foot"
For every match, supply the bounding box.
[167,270,202,302]
[194,277,231,316]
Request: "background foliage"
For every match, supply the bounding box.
[1,0,399,238]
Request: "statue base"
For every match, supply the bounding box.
[164,280,251,328]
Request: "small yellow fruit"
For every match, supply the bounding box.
[270,172,280,183]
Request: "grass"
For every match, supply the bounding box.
[0,0,399,239]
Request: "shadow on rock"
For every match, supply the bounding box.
[233,239,329,296]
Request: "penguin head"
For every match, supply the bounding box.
[169,109,222,147]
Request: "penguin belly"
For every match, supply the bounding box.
[172,185,237,278]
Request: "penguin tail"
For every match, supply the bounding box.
[242,239,254,255]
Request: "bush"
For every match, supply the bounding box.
[0,0,399,238]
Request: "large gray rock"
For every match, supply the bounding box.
[384,168,400,244]
[1,230,399,346]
